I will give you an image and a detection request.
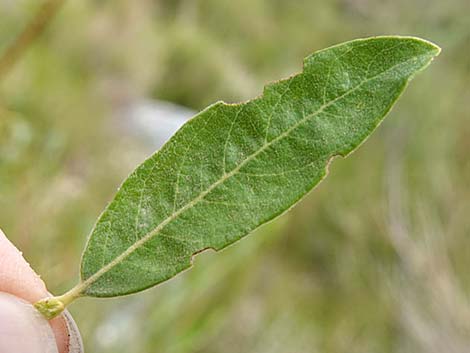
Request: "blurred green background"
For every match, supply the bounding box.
[1,1,470,352]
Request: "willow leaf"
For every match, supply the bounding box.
[73,36,439,298]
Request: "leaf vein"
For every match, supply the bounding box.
[79,54,427,292]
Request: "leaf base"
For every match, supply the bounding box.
[34,297,65,320]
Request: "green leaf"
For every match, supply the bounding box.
[78,36,440,298]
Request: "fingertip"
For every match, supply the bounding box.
[0,229,72,353]
[0,292,58,353]
[0,228,48,303]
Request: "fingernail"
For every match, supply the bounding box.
[63,309,84,353]
[0,292,58,353]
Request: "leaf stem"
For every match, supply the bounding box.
[34,283,83,320]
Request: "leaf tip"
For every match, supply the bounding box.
[411,36,441,57]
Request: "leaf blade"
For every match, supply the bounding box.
[79,36,439,297]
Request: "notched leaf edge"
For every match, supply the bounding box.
[64,36,440,301]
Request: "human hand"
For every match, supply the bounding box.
[0,229,83,353]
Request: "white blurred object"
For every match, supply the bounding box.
[93,300,141,352]
[122,99,195,149]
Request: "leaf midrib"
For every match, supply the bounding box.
[79,55,424,293]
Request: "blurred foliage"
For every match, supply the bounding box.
[1,0,470,352]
